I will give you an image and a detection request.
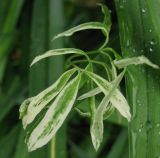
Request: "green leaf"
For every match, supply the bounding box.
[77,87,101,100]
[103,103,115,120]
[83,70,131,122]
[19,68,76,129]
[114,56,159,69]
[30,48,89,66]
[27,74,81,151]
[98,3,111,30]
[90,70,127,151]
[90,107,103,151]
[52,22,107,41]
[74,107,90,118]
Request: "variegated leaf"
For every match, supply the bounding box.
[98,3,111,30]
[77,87,101,100]
[83,70,131,121]
[27,74,81,151]
[114,55,159,69]
[19,68,76,129]
[52,22,107,41]
[91,70,127,151]
[31,48,88,66]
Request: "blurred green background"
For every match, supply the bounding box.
[0,0,128,158]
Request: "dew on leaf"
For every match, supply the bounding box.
[149,48,153,52]
[141,8,147,13]
[138,129,142,132]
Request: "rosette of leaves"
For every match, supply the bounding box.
[19,4,159,152]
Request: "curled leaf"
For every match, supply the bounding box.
[31,48,89,66]
[52,22,107,41]
[114,55,159,69]
[98,3,111,30]
[74,107,90,118]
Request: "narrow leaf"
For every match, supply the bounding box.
[98,3,111,29]
[103,104,115,120]
[114,55,159,69]
[52,22,107,41]
[90,108,103,151]
[78,87,101,100]
[74,107,90,118]
[19,68,76,129]
[90,70,127,151]
[27,74,81,151]
[31,48,88,66]
[84,70,131,121]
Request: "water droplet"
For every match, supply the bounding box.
[150,41,155,45]
[142,8,146,13]
[158,131,160,135]
[156,123,160,127]
[138,129,142,132]
[149,29,152,33]
[149,48,153,52]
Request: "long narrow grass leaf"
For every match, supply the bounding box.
[27,74,81,151]
[20,68,76,129]
[52,22,107,41]
[31,48,89,66]
[90,70,127,151]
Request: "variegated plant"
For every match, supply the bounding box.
[19,4,159,152]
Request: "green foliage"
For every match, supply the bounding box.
[19,3,159,152]
[1,0,160,157]
[114,0,160,157]
[20,68,76,128]
[27,74,81,151]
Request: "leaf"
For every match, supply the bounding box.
[98,3,111,30]
[77,87,101,100]
[27,74,81,151]
[30,48,89,66]
[90,107,103,151]
[83,69,131,121]
[90,70,127,151]
[19,68,76,129]
[74,107,90,118]
[114,55,159,69]
[52,22,107,41]
[103,103,115,120]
